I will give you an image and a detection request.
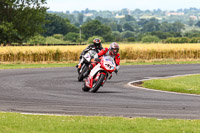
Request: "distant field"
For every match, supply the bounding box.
[1,43,200,63]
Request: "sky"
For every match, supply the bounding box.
[46,0,200,12]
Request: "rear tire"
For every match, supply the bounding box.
[90,74,106,93]
[78,66,88,82]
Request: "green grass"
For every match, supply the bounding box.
[0,63,77,69]
[0,112,200,133]
[122,60,200,65]
[142,74,200,95]
[1,60,200,69]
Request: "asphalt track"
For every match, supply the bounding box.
[0,64,200,119]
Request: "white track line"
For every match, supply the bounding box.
[128,73,200,97]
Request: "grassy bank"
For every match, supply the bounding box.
[142,74,200,95]
[0,112,200,133]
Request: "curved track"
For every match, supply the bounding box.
[0,64,200,119]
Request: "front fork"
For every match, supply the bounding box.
[94,72,108,86]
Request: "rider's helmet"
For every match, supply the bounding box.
[93,38,101,49]
[109,42,119,56]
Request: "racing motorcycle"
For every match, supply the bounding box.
[82,55,116,93]
[77,49,97,81]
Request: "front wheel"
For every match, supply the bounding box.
[90,73,106,93]
[82,82,90,92]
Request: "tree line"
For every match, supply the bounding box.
[1,1,200,45]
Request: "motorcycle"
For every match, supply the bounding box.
[77,49,97,81]
[82,55,116,93]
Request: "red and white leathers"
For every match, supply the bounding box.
[90,48,120,71]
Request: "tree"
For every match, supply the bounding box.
[142,18,160,32]
[0,0,47,44]
[81,20,114,42]
[195,21,200,27]
[0,22,18,44]
[141,35,160,43]
[121,31,135,39]
[172,22,185,32]
[43,14,79,36]
[123,23,134,31]
[27,34,46,44]
[159,22,174,32]
[64,32,85,42]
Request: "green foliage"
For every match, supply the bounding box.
[141,35,160,43]
[64,32,85,43]
[142,18,160,32]
[195,21,200,27]
[0,0,47,44]
[52,34,64,40]
[81,20,113,42]
[163,37,200,43]
[178,37,190,43]
[123,23,134,31]
[87,36,105,43]
[112,31,122,41]
[27,35,46,44]
[184,30,200,38]
[0,22,18,44]
[121,31,135,39]
[43,13,78,36]
[151,31,174,39]
[45,36,69,44]
[127,37,136,42]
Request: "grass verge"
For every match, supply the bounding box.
[0,62,77,69]
[142,74,200,95]
[0,112,200,133]
[1,60,200,69]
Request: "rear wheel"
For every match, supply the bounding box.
[78,65,88,82]
[90,73,106,93]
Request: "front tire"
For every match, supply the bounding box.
[78,66,88,82]
[82,82,90,92]
[90,73,106,93]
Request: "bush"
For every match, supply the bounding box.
[52,34,64,40]
[87,36,105,44]
[178,37,190,43]
[127,37,136,42]
[112,31,122,41]
[163,37,195,43]
[45,37,69,44]
[121,31,135,39]
[141,35,160,43]
[27,35,46,44]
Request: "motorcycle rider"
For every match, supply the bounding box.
[83,42,120,77]
[76,38,103,69]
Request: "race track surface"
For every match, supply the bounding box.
[0,64,200,119]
